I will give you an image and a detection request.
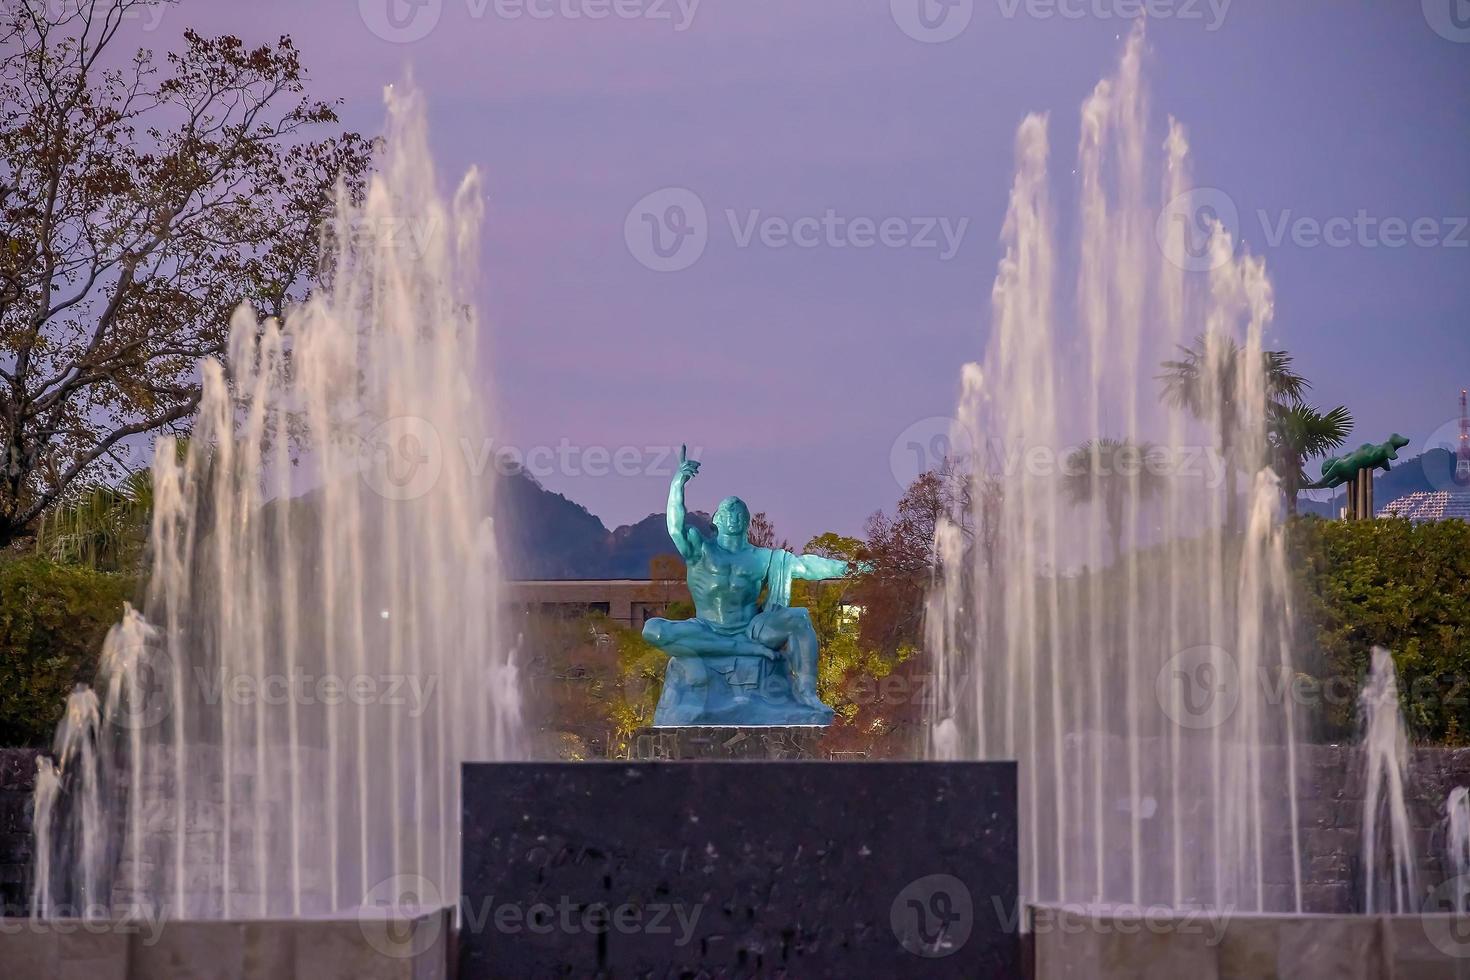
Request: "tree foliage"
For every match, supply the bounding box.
[1060,437,1165,562]
[1157,334,1309,528]
[861,467,968,654]
[1290,517,1470,743]
[0,0,370,547]
[1269,402,1353,516]
[0,555,132,745]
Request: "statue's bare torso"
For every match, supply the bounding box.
[686,538,772,635]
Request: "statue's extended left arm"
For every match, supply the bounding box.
[791,554,866,581]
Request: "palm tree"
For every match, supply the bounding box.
[1061,438,1166,563]
[34,469,154,572]
[1157,334,1309,529]
[1269,403,1353,517]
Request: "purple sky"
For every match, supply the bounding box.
[159,1,1467,542]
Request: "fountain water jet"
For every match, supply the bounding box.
[926,25,1302,913]
[31,80,522,919]
[1447,787,1470,913]
[1358,646,1417,914]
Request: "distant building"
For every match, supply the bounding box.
[1379,490,1470,523]
[504,577,691,629]
[505,554,863,628]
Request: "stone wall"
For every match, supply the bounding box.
[1299,743,1470,913]
[0,748,39,916]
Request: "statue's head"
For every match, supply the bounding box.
[1389,433,1410,455]
[713,496,750,538]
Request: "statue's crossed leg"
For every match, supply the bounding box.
[643,618,777,661]
[643,609,829,716]
[748,606,827,713]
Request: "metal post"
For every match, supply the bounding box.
[1354,467,1373,521]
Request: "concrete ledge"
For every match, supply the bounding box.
[1031,904,1470,979]
[0,908,450,980]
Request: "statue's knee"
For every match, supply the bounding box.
[642,619,668,646]
[781,607,813,631]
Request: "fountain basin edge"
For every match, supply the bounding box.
[0,907,451,980]
[1029,903,1470,979]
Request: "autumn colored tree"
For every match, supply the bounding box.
[746,510,784,550]
[860,467,970,656]
[0,0,370,548]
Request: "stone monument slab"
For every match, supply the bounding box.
[459,761,1018,977]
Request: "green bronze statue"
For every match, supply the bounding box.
[643,446,862,727]
[1306,434,1411,490]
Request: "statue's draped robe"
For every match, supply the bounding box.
[764,548,795,610]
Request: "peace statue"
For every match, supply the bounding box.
[642,447,862,727]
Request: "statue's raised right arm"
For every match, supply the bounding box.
[666,444,703,561]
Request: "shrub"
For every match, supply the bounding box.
[0,557,133,747]
[1290,517,1470,743]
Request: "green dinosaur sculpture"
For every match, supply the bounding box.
[1306,434,1411,491]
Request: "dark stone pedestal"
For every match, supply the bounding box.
[0,748,39,916]
[628,726,826,760]
[459,761,1018,978]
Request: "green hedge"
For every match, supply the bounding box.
[1291,517,1470,743]
[0,557,134,747]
